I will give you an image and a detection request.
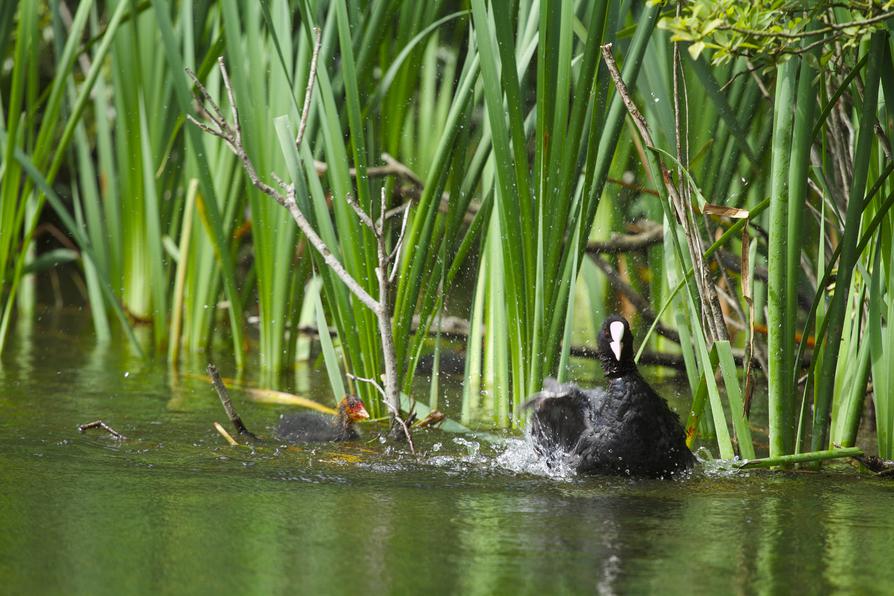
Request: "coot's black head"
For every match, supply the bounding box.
[596,315,636,377]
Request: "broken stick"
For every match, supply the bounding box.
[207,363,258,441]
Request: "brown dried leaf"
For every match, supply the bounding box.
[703,203,750,218]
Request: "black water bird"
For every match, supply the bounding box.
[276,395,370,443]
[526,315,694,478]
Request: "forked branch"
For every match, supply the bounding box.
[186,30,407,439]
[185,35,378,314]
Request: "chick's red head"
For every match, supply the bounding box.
[340,395,370,422]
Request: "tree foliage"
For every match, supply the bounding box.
[655,0,894,64]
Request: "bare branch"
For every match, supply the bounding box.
[185,114,229,144]
[746,59,772,100]
[346,193,377,231]
[389,202,411,283]
[377,186,387,233]
[314,155,484,225]
[381,152,423,186]
[315,154,424,190]
[602,42,728,343]
[218,57,242,148]
[600,44,655,148]
[280,189,382,313]
[380,399,415,455]
[296,26,322,147]
[270,171,290,193]
[347,373,387,399]
[606,175,660,197]
[187,60,381,314]
[208,363,258,440]
[585,222,663,254]
[188,53,408,441]
[186,67,227,127]
[187,63,284,203]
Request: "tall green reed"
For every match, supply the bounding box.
[811,32,886,452]
[462,1,660,428]
[0,1,145,354]
[4,1,894,465]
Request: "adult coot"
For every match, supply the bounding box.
[276,395,369,443]
[526,315,694,478]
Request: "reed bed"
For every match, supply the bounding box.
[2,1,893,463]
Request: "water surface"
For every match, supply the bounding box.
[2,310,893,595]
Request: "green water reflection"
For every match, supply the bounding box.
[1,310,893,595]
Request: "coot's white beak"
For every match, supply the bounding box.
[609,320,625,361]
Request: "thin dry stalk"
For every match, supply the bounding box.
[601,43,729,342]
[296,26,322,147]
[585,221,663,254]
[741,227,756,416]
[213,421,239,446]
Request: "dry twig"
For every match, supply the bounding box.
[78,420,127,440]
[295,26,321,147]
[585,222,663,254]
[347,373,416,455]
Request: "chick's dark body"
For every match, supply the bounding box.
[274,395,368,443]
[276,412,359,443]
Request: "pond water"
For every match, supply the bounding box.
[2,309,893,595]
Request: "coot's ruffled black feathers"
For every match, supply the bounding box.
[525,379,599,459]
[527,316,694,478]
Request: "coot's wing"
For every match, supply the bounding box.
[524,383,593,454]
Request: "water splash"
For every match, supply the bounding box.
[492,437,576,480]
[423,434,575,479]
[426,437,489,472]
[693,447,748,478]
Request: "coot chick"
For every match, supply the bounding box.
[276,395,369,443]
[527,315,694,478]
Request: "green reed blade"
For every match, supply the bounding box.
[153,0,245,368]
[314,290,345,405]
[813,32,886,451]
[3,137,142,355]
[737,448,863,469]
[767,58,798,457]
